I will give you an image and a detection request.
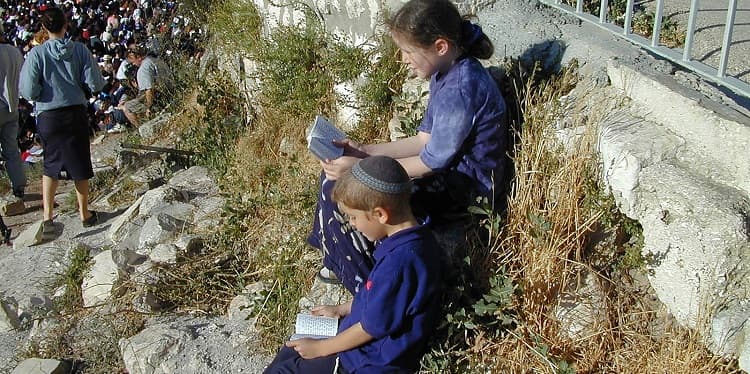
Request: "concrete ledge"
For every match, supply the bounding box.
[607,60,750,195]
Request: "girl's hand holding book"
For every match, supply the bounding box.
[333,139,369,158]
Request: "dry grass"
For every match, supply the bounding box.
[442,62,740,373]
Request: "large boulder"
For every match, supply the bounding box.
[120,316,270,374]
[600,61,750,364]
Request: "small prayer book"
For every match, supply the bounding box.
[307,115,346,161]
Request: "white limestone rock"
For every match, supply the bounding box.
[174,235,203,254]
[12,220,44,249]
[120,316,270,374]
[11,358,70,374]
[0,298,20,332]
[139,185,189,217]
[299,277,350,313]
[227,282,268,323]
[710,306,750,357]
[598,111,684,218]
[120,323,191,374]
[168,166,218,197]
[636,164,750,328]
[138,113,172,140]
[81,250,120,307]
[554,271,608,340]
[149,243,178,264]
[138,213,188,250]
[108,195,144,244]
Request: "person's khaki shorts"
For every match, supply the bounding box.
[123,95,147,114]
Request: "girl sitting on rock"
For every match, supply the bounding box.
[308,0,509,294]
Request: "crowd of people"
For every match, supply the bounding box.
[0,0,198,237]
[1,0,197,159]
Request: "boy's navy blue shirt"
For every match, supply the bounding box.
[418,56,507,195]
[338,224,442,373]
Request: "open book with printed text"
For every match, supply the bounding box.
[290,313,339,341]
[307,115,346,161]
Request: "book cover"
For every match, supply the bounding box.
[307,115,346,161]
[289,313,339,340]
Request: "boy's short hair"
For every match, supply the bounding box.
[333,156,412,218]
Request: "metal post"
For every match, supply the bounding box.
[624,0,635,35]
[576,0,583,13]
[600,0,609,23]
[683,0,700,61]
[652,0,665,46]
[717,0,738,77]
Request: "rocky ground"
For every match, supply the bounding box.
[0,122,279,373]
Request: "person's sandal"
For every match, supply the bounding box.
[82,211,99,228]
[41,219,56,240]
[316,267,342,285]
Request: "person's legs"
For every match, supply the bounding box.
[0,110,26,196]
[74,179,92,221]
[122,105,140,127]
[122,96,146,127]
[42,175,59,221]
[263,346,339,374]
[307,173,374,294]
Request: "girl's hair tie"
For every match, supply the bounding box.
[351,156,412,195]
[461,20,483,46]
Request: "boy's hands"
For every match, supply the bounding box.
[312,300,353,318]
[311,305,345,318]
[321,156,359,181]
[320,139,371,180]
[286,338,329,359]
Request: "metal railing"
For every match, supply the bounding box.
[538,0,749,99]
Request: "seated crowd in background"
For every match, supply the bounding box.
[0,0,201,163]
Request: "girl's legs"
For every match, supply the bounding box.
[42,175,59,221]
[307,173,374,294]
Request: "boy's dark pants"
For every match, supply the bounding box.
[263,346,346,374]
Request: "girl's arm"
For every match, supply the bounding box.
[285,322,373,359]
[321,132,432,180]
[398,155,432,179]
[363,132,430,159]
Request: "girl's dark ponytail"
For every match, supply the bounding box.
[388,0,494,60]
[460,20,493,59]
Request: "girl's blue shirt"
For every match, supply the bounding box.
[418,56,507,194]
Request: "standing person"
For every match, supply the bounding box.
[308,0,508,294]
[121,45,173,127]
[265,156,443,373]
[20,6,105,237]
[0,22,27,211]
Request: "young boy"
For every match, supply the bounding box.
[265,156,443,373]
